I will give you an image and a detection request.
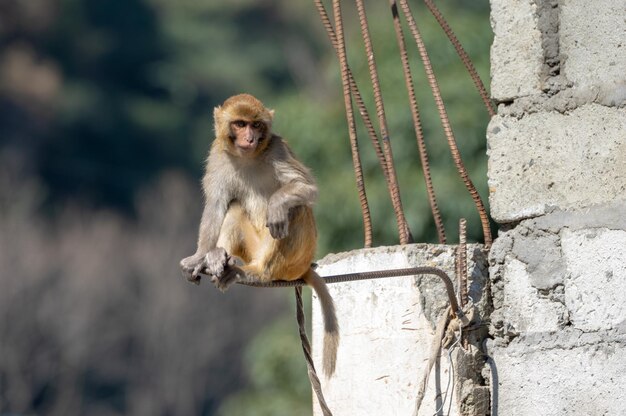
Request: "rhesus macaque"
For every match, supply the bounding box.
[180,94,338,375]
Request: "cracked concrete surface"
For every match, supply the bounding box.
[488,204,626,415]
[490,203,626,340]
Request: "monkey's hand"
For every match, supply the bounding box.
[212,258,247,292]
[180,253,206,285]
[266,203,290,240]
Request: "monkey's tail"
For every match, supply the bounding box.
[303,268,339,377]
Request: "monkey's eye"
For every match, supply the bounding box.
[233,120,246,128]
[252,121,262,129]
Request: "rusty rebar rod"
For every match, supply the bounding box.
[295,287,333,416]
[331,0,373,247]
[422,0,496,117]
[388,0,447,244]
[313,0,391,185]
[397,0,493,248]
[235,266,461,318]
[355,0,413,245]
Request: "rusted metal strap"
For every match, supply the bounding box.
[236,266,461,318]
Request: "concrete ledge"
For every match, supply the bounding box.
[311,244,489,416]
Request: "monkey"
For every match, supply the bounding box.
[180,93,339,376]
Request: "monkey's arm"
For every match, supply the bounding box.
[267,146,318,239]
[180,162,231,281]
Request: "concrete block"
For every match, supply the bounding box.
[487,104,626,223]
[562,228,626,332]
[310,244,489,416]
[496,257,567,334]
[490,204,626,339]
[560,0,626,89]
[490,0,544,101]
[491,333,626,416]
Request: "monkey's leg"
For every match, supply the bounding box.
[211,203,258,291]
[180,207,246,285]
[239,229,310,282]
[252,206,316,281]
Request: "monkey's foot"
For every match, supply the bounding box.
[180,253,205,285]
[204,248,229,277]
[211,258,245,292]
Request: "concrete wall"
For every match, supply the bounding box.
[310,1,625,415]
[488,0,626,415]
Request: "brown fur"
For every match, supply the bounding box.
[180,93,339,376]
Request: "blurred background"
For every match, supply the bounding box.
[0,0,492,415]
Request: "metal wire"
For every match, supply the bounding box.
[434,331,460,416]
[388,0,447,244]
[397,0,493,248]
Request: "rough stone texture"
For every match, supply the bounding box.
[490,202,626,339]
[310,244,489,416]
[490,0,626,111]
[489,332,626,416]
[487,104,626,223]
[487,0,626,414]
[562,227,626,331]
[490,0,543,101]
[489,204,626,415]
[560,0,626,90]
[496,83,626,117]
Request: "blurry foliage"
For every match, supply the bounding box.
[217,314,313,416]
[0,0,491,414]
[0,166,289,415]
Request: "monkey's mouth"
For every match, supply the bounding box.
[236,142,257,152]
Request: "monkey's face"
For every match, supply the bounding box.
[214,94,274,157]
[229,119,268,157]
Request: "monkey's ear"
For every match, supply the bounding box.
[268,109,275,120]
[213,106,228,137]
[213,106,223,120]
